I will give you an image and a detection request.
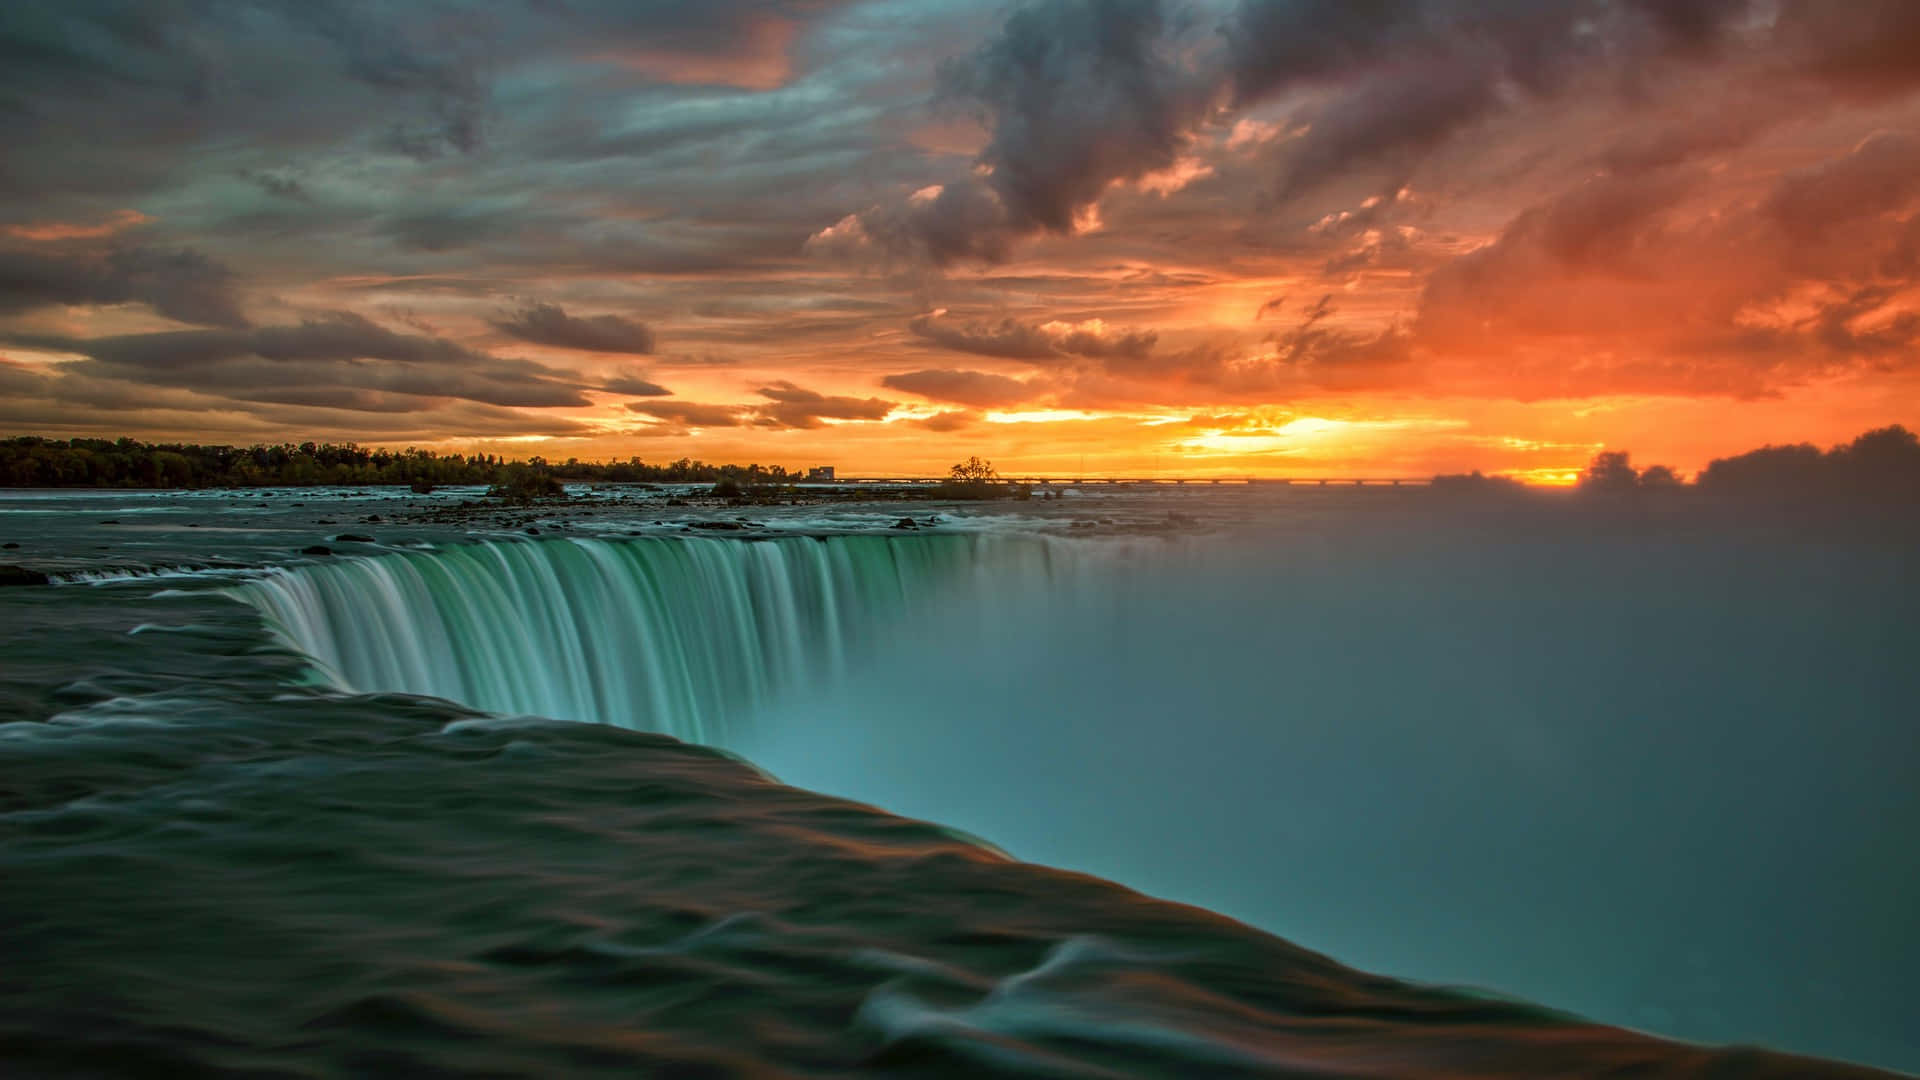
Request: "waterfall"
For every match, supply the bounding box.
[237,532,1063,743]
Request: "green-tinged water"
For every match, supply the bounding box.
[239,533,1061,743]
[14,695,1881,1079]
[0,487,1913,1077]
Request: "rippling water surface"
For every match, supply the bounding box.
[1,485,1913,1077]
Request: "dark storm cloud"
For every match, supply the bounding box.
[0,0,886,305]
[1225,0,1755,101]
[1262,297,1414,373]
[0,246,248,328]
[1625,0,1752,55]
[493,302,658,355]
[1772,0,1920,100]
[915,409,979,432]
[1273,55,1502,200]
[0,356,594,440]
[1052,323,1158,361]
[1046,298,1416,404]
[826,0,1768,267]
[8,0,1920,448]
[600,373,674,397]
[284,2,490,157]
[0,362,210,414]
[240,169,310,201]
[0,2,483,189]
[527,0,866,91]
[0,394,595,442]
[18,313,597,411]
[881,368,1040,408]
[908,314,1056,360]
[1225,0,1418,104]
[383,209,524,254]
[908,313,1157,363]
[627,384,896,430]
[945,0,1212,236]
[753,381,895,428]
[1403,125,1920,398]
[1799,285,1920,357]
[1226,0,1920,255]
[0,358,49,397]
[821,182,1017,266]
[1594,101,1783,176]
[825,0,1215,264]
[627,401,750,428]
[1761,133,1920,245]
[1410,169,1702,358]
[1225,0,1765,201]
[0,1,857,175]
[1456,130,1920,300]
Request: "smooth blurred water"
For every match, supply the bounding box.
[240,532,1072,745]
[4,486,1915,1074]
[740,501,1920,1070]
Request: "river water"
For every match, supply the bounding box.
[1,484,1912,1077]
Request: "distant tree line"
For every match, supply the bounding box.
[1576,425,1919,496]
[5,427,1913,496]
[0,436,803,490]
[1426,425,1919,497]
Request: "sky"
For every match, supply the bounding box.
[1,0,1917,480]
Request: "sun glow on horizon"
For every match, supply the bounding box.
[0,3,1912,483]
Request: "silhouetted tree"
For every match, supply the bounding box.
[949,456,999,483]
[1696,443,1825,494]
[1637,464,1682,489]
[1579,451,1640,493]
[936,455,1022,500]
[1431,470,1524,494]
[1697,425,1920,497]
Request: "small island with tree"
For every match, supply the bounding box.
[934,456,1031,500]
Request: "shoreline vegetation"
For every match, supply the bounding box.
[1412,424,1918,500]
[0,426,1914,501]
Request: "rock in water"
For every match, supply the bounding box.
[0,564,50,586]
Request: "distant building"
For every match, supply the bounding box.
[807,466,835,481]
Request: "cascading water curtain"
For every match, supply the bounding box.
[237,533,1064,743]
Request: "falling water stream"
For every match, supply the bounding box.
[240,532,1070,742]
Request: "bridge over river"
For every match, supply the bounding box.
[815,476,1434,487]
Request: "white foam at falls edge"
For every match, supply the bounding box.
[853,936,1292,1075]
[230,532,1134,745]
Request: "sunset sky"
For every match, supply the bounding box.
[2,0,1917,479]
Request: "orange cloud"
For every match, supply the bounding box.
[5,209,152,242]
[594,16,798,91]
